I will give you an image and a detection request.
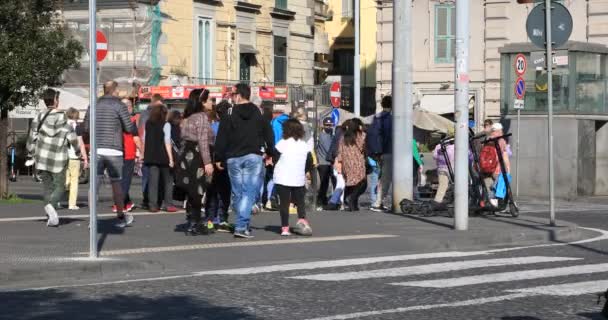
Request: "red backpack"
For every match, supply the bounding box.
[479,143,498,174]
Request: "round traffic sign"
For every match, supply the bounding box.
[514,54,527,76]
[96,30,108,62]
[515,77,526,99]
[526,3,573,49]
[330,82,341,108]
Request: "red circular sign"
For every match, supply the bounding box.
[514,53,527,76]
[96,30,108,62]
[330,82,341,108]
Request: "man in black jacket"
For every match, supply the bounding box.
[215,84,274,238]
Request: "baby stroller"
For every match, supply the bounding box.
[400,137,455,217]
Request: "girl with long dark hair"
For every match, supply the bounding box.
[335,118,367,211]
[177,89,214,235]
[144,104,177,213]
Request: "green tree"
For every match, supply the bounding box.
[0,0,83,198]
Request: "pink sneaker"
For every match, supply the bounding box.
[281,226,291,236]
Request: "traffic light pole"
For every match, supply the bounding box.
[88,0,98,258]
[545,0,556,226]
[454,0,470,230]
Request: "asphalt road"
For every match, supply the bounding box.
[1,210,607,320]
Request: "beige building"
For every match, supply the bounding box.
[376,0,608,120]
[161,0,323,86]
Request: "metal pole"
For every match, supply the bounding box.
[392,0,414,209]
[88,0,98,258]
[453,0,470,231]
[516,109,520,197]
[354,0,361,116]
[545,0,556,226]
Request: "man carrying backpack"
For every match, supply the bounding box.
[367,96,393,212]
[26,88,81,227]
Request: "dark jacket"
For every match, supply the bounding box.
[316,130,334,166]
[372,111,392,154]
[144,121,169,166]
[84,95,133,152]
[214,102,275,162]
[327,126,344,163]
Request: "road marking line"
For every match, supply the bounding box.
[305,280,608,320]
[288,256,581,281]
[508,279,608,296]
[391,263,608,288]
[0,211,179,222]
[194,251,493,276]
[75,234,398,256]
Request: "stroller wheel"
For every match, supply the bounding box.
[420,203,435,217]
[446,207,454,218]
[509,202,520,217]
[399,199,414,215]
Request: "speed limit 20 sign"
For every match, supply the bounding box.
[514,53,527,76]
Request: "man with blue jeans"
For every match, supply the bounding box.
[215,83,274,238]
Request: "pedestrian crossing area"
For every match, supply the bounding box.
[198,248,608,319]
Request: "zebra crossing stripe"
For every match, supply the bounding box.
[194,251,492,275]
[508,279,608,295]
[304,280,608,320]
[391,263,608,288]
[289,256,581,281]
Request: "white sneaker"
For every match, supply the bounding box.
[45,204,59,227]
[490,199,499,207]
[68,206,80,210]
[116,213,134,228]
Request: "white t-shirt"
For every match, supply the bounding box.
[67,120,79,160]
[273,138,312,187]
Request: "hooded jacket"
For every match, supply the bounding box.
[27,110,80,173]
[271,113,290,145]
[214,102,275,162]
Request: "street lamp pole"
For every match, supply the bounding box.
[88,0,98,258]
[392,0,414,208]
[454,0,470,230]
[354,0,361,116]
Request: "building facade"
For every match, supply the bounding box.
[377,0,608,198]
[160,0,322,86]
[324,0,377,114]
[376,0,608,120]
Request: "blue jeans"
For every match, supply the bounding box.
[227,154,264,232]
[368,166,380,206]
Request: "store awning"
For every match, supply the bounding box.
[419,94,474,114]
[240,44,258,54]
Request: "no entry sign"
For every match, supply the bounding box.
[514,54,527,76]
[96,30,108,62]
[330,82,341,108]
[514,77,526,99]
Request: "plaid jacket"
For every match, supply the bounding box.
[26,109,80,173]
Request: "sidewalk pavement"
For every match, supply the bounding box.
[0,200,594,290]
[0,178,604,290]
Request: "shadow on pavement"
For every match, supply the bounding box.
[96,218,127,252]
[578,312,605,320]
[390,213,454,229]
[0,289,259,320]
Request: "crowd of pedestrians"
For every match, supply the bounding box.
[25,80,511,235]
